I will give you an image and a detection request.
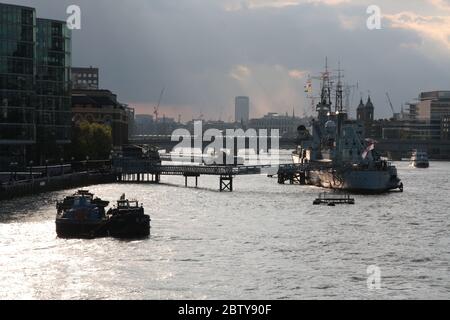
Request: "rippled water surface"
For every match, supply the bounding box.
[1,161,449,299]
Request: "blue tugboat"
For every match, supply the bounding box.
[107,194,151,239]
[56,190,109,239]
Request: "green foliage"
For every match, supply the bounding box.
[70,121,112,160]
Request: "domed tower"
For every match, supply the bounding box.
[357,98,365,121]
[365,96,374,122]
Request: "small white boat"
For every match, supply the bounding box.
[410,150,429,168]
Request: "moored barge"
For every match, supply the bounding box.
[107,195,151,238]
[56,191,150,239]
[56,190,109,239]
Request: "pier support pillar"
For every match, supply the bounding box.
[278,173,287,184]
[300,172,306,185]
[184,175,199,188]
[290,172,305,185]
[277,171,306,185]
[220,175,233,192]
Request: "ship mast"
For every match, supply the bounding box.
[335,62,344,114]
[334,62,346,164]
[316,57,333,125]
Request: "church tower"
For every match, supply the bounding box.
[357,98,365,121]
[365,96,374,122]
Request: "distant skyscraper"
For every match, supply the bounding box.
[235,96,250,124]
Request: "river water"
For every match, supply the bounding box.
[0,160,449,300]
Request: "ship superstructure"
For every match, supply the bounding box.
[293,60,403,193]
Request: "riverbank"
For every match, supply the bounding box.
[0,172,116,201]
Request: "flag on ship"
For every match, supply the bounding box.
[304,77,312,94]
[362,139,377,159]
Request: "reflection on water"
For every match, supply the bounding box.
[0,162,450,299]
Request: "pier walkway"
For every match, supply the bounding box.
[113,159,329,191]
[114,159,279,191]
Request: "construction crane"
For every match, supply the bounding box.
[386,92,396,118]
[153,87,165,123]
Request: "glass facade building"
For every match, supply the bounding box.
[0,3,71,168]
[0,4,36,149]
[36,18,71,145]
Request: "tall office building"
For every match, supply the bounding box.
[406,91,450,140]
[0,3,72,169]
[0,4,36,168]
[413,91,450,121]
[235,96,250,124]
[36,18,72,152]
[374,91,450,142]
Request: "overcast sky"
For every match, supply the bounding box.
[8,0,450,121]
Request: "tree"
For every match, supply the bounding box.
[70,121,112,160]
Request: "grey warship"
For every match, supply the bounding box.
[292,62,403,194]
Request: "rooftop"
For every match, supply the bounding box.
[420,91,450,101]
[0,2,35,11]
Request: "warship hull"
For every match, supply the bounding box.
[307,169,402,194]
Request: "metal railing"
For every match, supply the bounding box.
[113,159,280,176]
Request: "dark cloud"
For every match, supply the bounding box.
[7,0,450,120]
